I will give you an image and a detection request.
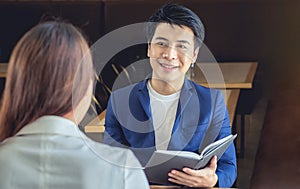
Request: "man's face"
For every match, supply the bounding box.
[148,23,199,87]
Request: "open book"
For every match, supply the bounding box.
[144,134,237,185]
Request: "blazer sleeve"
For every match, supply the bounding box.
[213,90,237,187]
[103,95,128,147]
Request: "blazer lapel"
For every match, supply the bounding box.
[172,79,194,132]
[135,80,156,147]
[168,80,199,150]
[137,80,152,119]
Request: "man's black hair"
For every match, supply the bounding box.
[146,3,205,48]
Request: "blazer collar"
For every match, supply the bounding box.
[178,78,194,113]
[136,78,195,117]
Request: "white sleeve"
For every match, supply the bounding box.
[124,150,150,189]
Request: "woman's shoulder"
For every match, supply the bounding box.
[84,139,143,169]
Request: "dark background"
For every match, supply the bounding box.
[1,0,299,114]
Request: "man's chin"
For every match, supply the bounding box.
[152,76,178,85]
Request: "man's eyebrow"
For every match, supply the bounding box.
[176,40,191,45]
[154,37,168,41]
[154,37,191,45]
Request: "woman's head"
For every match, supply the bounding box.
[0,21,94,141]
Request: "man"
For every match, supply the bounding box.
[104,3,237,188]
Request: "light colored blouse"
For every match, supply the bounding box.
[0,116,149,189]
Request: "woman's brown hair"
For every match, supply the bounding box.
[0,21,94,141]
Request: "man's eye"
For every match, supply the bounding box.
[156,42,168,47]
[177,44,187,49]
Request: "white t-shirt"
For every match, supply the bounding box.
[147,81,180,150]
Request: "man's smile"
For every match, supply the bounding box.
[157,59,179,71]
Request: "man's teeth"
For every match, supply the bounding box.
[161,64,177,68]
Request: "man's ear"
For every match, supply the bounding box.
[192,47,200,63]
[147,43,151,58]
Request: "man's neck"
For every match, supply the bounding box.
[150,79,183,95]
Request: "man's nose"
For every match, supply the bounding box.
[164,46,178,60]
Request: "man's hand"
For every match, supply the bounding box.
[168,155,218,188]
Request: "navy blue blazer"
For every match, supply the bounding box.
[104,79,237,187]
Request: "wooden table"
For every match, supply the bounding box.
[0,63,8,78]
[85,62,257,133]
[84,110,106,133]
[190,62,257,89]
[221,89,240,126]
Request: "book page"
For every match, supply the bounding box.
[156,150,200,160]
[199,134,234,157]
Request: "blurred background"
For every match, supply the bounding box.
[1,1,299,188]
